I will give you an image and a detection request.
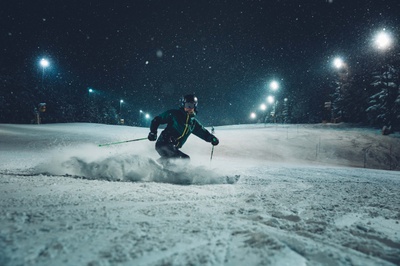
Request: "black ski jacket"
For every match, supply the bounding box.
[150,108,214,148]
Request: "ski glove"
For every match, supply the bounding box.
[211,136,219,146]
[148,132,157,141]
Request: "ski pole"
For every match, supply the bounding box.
[98,137,147,147]
[210,126,215,162]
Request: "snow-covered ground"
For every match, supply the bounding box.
[1,123,399,266]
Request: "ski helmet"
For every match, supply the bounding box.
[181,94,198,109]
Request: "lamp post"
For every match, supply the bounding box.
[259,103,268,124]
[267,96,277,123]
[269,80,280,122]
[138,110,152,126]
[36,58,49,124]
[267,96,275,104]
[333,57,344,69]
[250,112,256,120]
[120,99,124,113]
[333,56,349,79]
[283,97,289,123]
[139,110,143,126]
[40,58,49,89]
[86,88,95,122]
[374,30,392,51]
[119,100,124,124]
[331,56,350,123]
[269,80,279,91]
[144,113,151,126]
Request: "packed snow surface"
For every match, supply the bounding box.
[0,123,399,266]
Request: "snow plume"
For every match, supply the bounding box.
[35,145,235,185]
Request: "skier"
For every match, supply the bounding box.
[148,94,219,161]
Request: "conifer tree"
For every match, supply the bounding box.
[366,64,399,130]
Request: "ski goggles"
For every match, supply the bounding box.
[184,102,196,109]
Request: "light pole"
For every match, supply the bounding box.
[332,56,350,123]
[259,103,268,124]
[40,58,49,89]
[269,80,280,122]
[283,97,289,123]
[250,112,256,120]
[333,56,349,78]
[139,110,143,126]
[267,96,277,123]
[119,100,124,124]
[139,110,151,126]
[36,58,49,124]
[267,96,275,104]
[374,30,392,51]
[333,57,344,69]
[86,88,94,122]
[120,99,124,113]
[269,80,279,91]
[144,113,151,126]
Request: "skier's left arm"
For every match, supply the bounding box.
[192,120,219,146]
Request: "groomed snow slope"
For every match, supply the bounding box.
[0,123,399,266]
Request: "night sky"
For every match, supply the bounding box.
[1,0,399,126]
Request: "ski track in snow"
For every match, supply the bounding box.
[0,123,400,265]
[1,167,399,265]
